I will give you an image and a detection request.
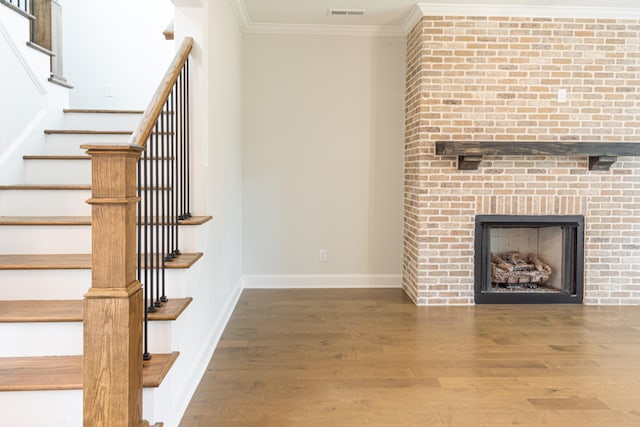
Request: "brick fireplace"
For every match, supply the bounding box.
[403,14,640,305]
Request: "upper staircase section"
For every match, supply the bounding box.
[0,0,71,185]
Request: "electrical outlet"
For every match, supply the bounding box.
[557,88,567,103]
[319,249,327,262]
[105,84,115,97]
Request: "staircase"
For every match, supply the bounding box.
[0,109,211,426]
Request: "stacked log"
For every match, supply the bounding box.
[491,252,552,285]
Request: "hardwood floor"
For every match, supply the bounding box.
[179,289,640,426]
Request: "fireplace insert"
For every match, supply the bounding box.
[474,215,584,304]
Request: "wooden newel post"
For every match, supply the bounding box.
[82,144,145,427]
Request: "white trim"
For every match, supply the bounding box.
[416,2,640,19]
[216,0,640,37]
[243,274,402,289]
[228,0,250,32]
[172,281,243,427]
[402,4,427,35]
[216,1,640,37]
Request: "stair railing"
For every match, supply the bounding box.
[1,0,32,15]
[81,37,193,427]
[135,38,192,360]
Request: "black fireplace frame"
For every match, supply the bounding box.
[474,215,584,304]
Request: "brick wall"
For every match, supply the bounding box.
[403,15,640,305]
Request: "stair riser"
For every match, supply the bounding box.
[0,226,90,254]
[0,225,200,254]
[0,321,176,357]
[0,269,190,300]
[0,390,82,427]
[0,190,177,216]
[0,388,168,426]
[62,113,143,130]
[44,133,132,155]
[0,190,91,216]
[24,160,91,185]
[24,159,175,185]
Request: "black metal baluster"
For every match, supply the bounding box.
[154,106,164,309]
[142,142,151,361]
[174,72,182,255]
[185,60,191,218]
[160,96,170,304]
[147,130,157,315]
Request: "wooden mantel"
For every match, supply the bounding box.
[435,141,640,171]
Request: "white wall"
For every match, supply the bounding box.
[242,34,405,284]
[62,0,175,109]
[161,0,244,425]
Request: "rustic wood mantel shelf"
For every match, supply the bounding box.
[435,141,640,171]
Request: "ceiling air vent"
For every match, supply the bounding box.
[328,9,366,16]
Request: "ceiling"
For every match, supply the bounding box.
[235,0,640,35]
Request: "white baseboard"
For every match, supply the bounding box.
[242,274,402,289]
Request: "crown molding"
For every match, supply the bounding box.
[228,0,250,32]
[414,2,640,20]
[227,0,640,37]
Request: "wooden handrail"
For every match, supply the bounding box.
[129,37,193,147]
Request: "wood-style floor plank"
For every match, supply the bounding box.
[179,288,640,427]
[0,352,178,391]
[0,252,203,270]
[0,297,192,322]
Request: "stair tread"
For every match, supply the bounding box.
[0,184,91,190]
[0,297,193,323]
[23,155,90,160]
[0,215,213,226]
[22,155,174,161]
[0,252,203,270]
[0,185,171,191]
[44,129,133,135]
[63,109,144,114]
[0,351,179,391]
